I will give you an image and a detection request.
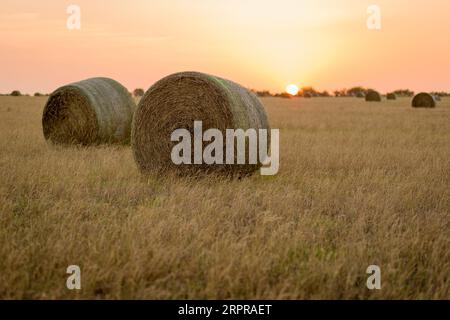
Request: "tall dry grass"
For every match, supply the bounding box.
[0,96,449,299]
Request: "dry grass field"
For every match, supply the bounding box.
[0,95,449,299]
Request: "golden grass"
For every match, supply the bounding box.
[0,96,449,299]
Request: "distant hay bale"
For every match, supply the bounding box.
[365,90,382,102]
[42,77,136,145]
[412,92,436,108]
[132,71,270,176]
[387,93,397,100]
[133,88,144,97]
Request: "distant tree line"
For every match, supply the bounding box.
[0,90,51,96]
[1,88,149,97]
[430,91,450,97]
[391,89,415,97]
[252,87,331,98]
[251,87,449,98]
[2,87,449,98]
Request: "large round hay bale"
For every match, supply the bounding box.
[42,77,136,145]
[365,90,382,102]
[132,71,270,176]
[387,93,397,100]
[412,92,436,108]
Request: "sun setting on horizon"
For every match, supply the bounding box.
[286,84,299,96]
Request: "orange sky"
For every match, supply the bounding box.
[1,0,450,94]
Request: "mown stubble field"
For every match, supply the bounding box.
[0,95,449,299]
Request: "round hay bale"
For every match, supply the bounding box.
[132,71,270,176]
[365,90,382,102]
[412,92,436,108]
[42,77,136,145]
[387,93,397,100]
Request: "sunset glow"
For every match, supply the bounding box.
[1,0,450,94]
[286,85,299,96]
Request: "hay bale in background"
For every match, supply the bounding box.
[42,77,136,145]
[387,93,397,100]
[365,90,382,102]
[412,92,436,108]
[132,71,270,176]
[133,88,144,97]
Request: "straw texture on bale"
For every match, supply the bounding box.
[42,77,136,145]
[412,92,436,108]
[365,90,382,102]
[387,93,397,100]
[132,71,270,176]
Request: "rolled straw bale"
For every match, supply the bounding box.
[365,90,382,102]
[132,71,270,176]
[387,93,397,100]
[412,92,436,108]
[42,77,136,145]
